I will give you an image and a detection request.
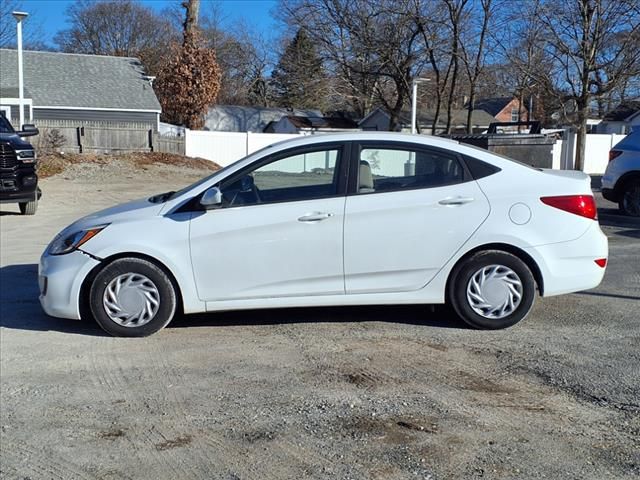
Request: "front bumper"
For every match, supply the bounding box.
[526,221,609,297]
[39,250,101,319]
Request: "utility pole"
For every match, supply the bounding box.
[12,11,28,129]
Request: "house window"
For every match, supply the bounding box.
[511,107,520,122]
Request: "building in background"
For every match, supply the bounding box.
[264,115,359,134]
[359,107,496,134]
[204,105,323,133]
[597,100,640,134]
[0,49,161,130]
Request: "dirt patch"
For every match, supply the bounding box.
[97,428,125,440]
[155,434,193,451]
[38,151,220,179]
[340,415,438,444]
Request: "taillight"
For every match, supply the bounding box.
[594,258,607,268]
[609,150,622,162]
[540,195,597,220]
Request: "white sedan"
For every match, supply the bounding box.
[39,133,608,336]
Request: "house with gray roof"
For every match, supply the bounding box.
[359,106,497,134]
[265,115,360,134]
[0,49,161,129]
[597,100,640,134]
[204,105,323,132]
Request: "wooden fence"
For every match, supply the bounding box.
[26,119,185,155]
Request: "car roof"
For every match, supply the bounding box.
[264,132,461,151]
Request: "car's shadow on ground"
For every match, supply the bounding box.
[0,264,468,336]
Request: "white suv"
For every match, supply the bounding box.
[602,129,640,216]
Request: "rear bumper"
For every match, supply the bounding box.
[526,222,608,297]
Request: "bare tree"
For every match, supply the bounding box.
[0,0,47,49]
[538,0,640,170]
[460,0,494,133]
[414,0,455,134]
[54,0,177,75]
[280,0,426,128]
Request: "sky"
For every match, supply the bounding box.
[15,0,280,48]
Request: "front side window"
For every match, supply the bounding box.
[221,148,340,206]
[357,147,465,194]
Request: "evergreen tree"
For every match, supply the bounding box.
[271,29,326,109]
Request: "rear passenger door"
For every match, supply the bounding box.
[343,142,490,294]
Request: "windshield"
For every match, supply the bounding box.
[154,143,278,202]
[0,115,15,134]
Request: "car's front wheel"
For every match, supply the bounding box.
[619,180,640,217]
[89,257,177,337]
[448,251,536,329]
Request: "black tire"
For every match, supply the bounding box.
[19,198,38,215]
[448,250,536,330]
[89,257,177,337]
[618,180,640,217]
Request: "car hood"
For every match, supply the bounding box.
[0,133,33,149]
[71,197,164,230]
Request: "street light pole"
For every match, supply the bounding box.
[12,11,28,129]
[410,78,430,135]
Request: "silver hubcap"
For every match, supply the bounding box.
[466,265,523,319]
[623,185,640,217]
[103,273,160,327]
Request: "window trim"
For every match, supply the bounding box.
[347,141,473,196]
[213,142,351,209]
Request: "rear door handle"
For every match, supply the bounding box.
[438,196,474,206]
[298,212,334,222]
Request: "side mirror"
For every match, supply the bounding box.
[200,186,223,209]
[18,124,39,137]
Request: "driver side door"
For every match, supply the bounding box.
[189,144,348,303]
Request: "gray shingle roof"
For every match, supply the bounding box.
[603,100,640,122]
[472,97,514,116]
[0,49,160,111]
[0,86,31,97]
[398,109,496,127]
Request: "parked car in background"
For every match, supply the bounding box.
[0,114,40,215]
[39,133,608,337]
[602,129,640,216]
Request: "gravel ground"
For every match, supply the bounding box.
[1,160,639,480]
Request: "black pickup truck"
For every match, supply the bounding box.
[0,114,40,215]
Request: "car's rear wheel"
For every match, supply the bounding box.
[619,180,640,217]
[19,198,38,215]
[448,251,536,329]
[89,257,177,337]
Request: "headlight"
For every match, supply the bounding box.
[16,150,36,163]
[47,225,108,255]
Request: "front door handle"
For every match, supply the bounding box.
[298,212,334,222]
[438,196,475,206]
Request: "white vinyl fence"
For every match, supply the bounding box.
[183,129,627,174]
[185,131,301,167]
[552,133,626,174]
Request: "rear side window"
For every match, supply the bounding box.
[462,155,502,179]
[357,147,465,194]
